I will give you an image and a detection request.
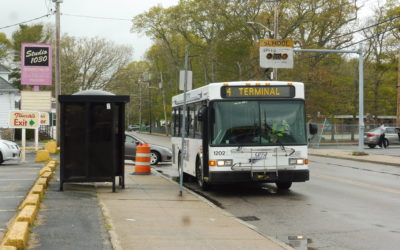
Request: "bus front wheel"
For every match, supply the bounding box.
[196,159,210,191]
[276,181,292,190]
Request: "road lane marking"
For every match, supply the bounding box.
[314,174,400,195]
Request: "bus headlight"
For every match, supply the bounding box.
[209,160,233,166]
[289,158,308,165]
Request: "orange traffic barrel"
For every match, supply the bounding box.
[133,143,151,175]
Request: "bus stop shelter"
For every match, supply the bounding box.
[58,90,129,192]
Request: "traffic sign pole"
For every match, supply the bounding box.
[35,128,39,151]
[21,128,26,163]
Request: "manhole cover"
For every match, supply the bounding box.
[237,216,260,221]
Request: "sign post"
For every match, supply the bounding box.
[20,43,52,150]
[259,39,294,70]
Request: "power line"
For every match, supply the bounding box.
[0,14,53,30]
[62,13,131,22]
[339,25,399,49]
[330,14,400,41]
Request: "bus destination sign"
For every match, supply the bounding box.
[221,85,295,98]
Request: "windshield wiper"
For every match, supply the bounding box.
[275,136,295,156]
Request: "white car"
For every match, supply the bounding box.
[0,139,21,164]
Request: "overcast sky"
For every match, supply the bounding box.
[1,0,382,61]
[0,0,179,61]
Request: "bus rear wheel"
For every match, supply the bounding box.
[196,159,210,191]
[276,181,292,190]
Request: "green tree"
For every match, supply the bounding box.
[131,0,400,127]
[106,61,151,126]
[0,32,11,63]
[60,35,133,94]
[363,0,400,121]
[8,24,52,89]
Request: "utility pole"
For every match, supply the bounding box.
[149,83,152,133]
[53,0,62,145]
[160,72,169,136]
[397,55,400,127]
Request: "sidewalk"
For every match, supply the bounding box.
[96,169,290,250]
[309,148,400,167]
[9,147,399,249]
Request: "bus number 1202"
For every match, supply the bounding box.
[213,151,225,156]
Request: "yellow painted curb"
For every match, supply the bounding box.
[39,167,52,176]
[44,141,57,154]
[31,185,45,197]
[0,245,17,250]
[20,147,43,150]
[35,150,50,162]
[35,177,48,188]
[16,205,38,225]
[19,194,40,211]
[4,221,29,249]
[1,159,56,249]
[40,173,52,184]
[46,162,56,171]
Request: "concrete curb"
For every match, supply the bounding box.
[0,159,58,249]
[309,153,400,167]
[97,199,123,250]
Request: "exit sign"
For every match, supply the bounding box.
[9,110,40,129]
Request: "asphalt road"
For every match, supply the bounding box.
[0,153,42,241]
[137,133,400,250]
[0,149,112,249]
[186,156,400,250]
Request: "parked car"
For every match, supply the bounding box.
[0,139,21,164]
[125,133,172,165]
[364,126,400,148]
[127,125,140,131]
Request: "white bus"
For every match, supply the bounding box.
[171,81,316,190]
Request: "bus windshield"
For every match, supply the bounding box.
[211,100,307,146]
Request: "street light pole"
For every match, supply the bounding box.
[179,45,189,196]
[138,80,142,131]
[273,0,279,80]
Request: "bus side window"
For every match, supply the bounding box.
[189,105,196,138]
[172,108,176,136]
[177,108,182,136]
[194,104,203,139]
[186,106,193,138]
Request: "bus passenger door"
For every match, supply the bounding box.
[198,106,209,179]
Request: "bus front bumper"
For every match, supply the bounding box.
[208,170,309,184]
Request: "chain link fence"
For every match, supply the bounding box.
[308,122,395,148]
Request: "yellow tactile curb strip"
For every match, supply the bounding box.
[0,159,58,250]
[19,147,43,151]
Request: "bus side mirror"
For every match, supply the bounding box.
[197,106,207,121]
[309,123,318,135]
